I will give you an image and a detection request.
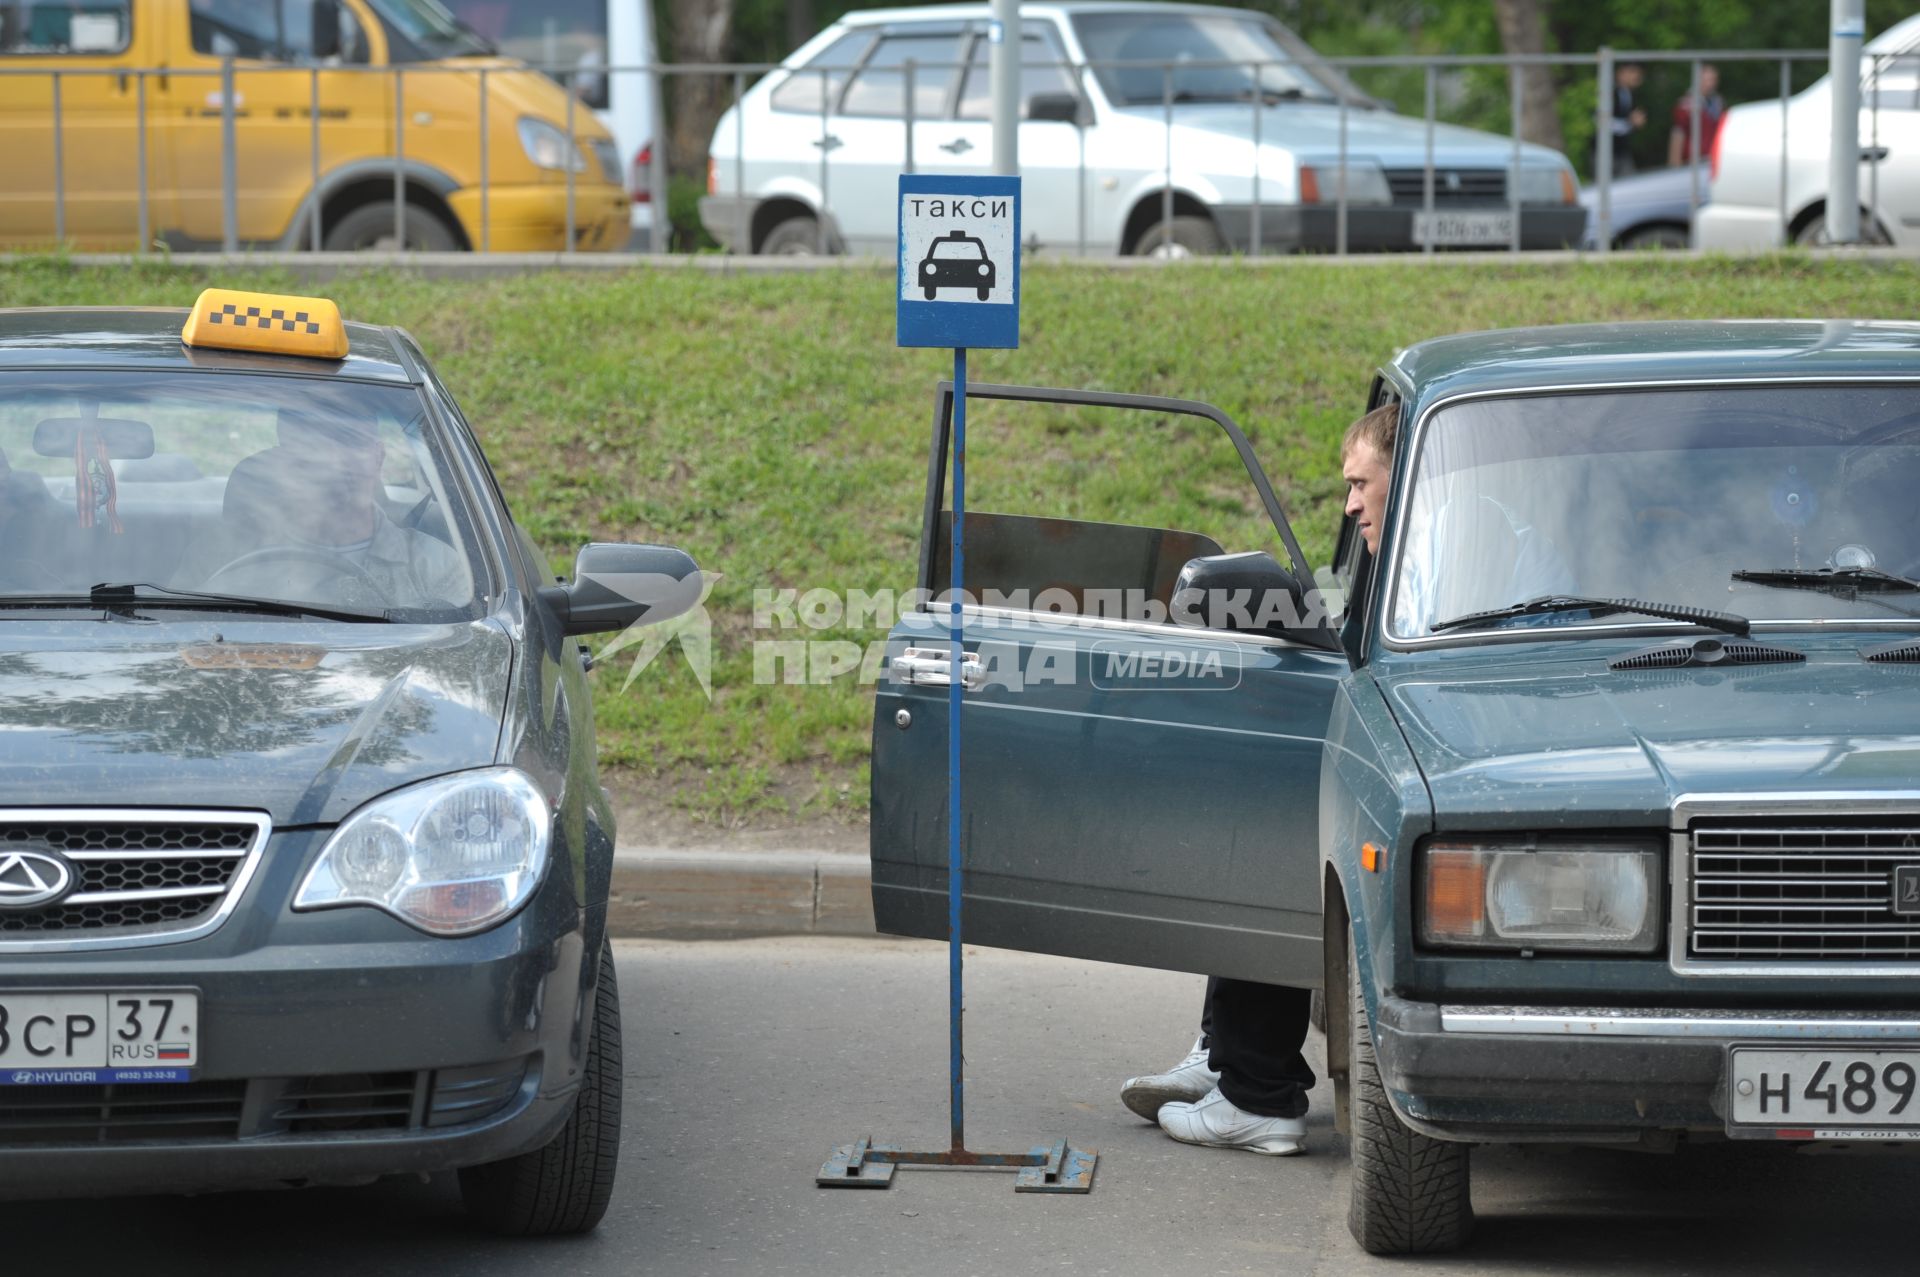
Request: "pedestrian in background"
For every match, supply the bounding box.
[1668,63,1725,167]
[1605,62,1648,176]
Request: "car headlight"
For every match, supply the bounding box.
[295,768,551,936]
[977,263,988,275]
[1514,164,1577,204]
[517,116,588,173]
[1421,839,1660,952]
[925,261,937,274]
[1300,161,1392,206]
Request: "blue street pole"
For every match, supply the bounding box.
[948,345,967,1152]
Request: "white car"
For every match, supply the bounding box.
[700,2,1583,257]
[1696,12,1920,249]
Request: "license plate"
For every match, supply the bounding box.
[1728,1046,1920,1137]
[1411,211,1514,247]
[0,990,199,1084]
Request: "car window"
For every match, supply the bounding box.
[1070,11,1339,107]
[440,0,607,108]
[1865,43,1920,111]
[189,0,366,63]
[1388,384,1920,639]
[0,0,132,54]
[930,236,983,259]
[957,28,1074,120]
[769,28,874,115]
[0,370,481,617]
[840,30,962,120]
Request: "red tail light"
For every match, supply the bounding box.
[1709,119,1724,183]
[629,144,652,202]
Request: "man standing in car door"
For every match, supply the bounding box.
[1119,401,1399,1156]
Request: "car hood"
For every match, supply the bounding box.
[433,57,616,141]
[0,619,511,825]
[1130,101,1567,167]
[1376,642,1920,829]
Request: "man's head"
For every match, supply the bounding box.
[274,410,386,544]
[1342,402,1398,556]
[1617,63,1644,89]
[1699,64,1719,95]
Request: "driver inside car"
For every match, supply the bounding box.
[186,411,467,608]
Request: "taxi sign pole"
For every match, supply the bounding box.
[817,174,1096,1194]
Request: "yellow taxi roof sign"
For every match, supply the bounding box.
[181,288,348,360]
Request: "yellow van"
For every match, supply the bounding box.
[0,0,629,251]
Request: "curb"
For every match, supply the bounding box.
[607,847,873,938]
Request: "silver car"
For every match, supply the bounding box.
[700,2,1584,257]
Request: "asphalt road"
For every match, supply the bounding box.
[7,937,1920,1275]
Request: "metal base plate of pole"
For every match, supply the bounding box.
[817,1137,1097,1194]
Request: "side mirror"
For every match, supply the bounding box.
[538,542,702,637]
[1170,550,1334,646]
[1026,92,1087,126]
[310,0,341,60]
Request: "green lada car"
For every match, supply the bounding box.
[869,323,1920,1253]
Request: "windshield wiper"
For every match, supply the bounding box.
[88,582,390,624]
[1732,566,1920,595]
[1431,594,1751,637]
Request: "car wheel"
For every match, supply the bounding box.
[976,286,989,300]
[1793,211,1892,247]
[760,215,829,255]
[1619,224,1689,251]
[459,941,624,1236]
[1346,932,1472,1255]
[1132,214,1225,259]
[321,202,460,252]
[923,286,936,300]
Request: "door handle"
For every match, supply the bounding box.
[892,646,985,690]
[812,134,842,152]
[1862,146,1891,162]
[939,137,974,155]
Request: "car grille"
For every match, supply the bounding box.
[589,137,622,186]
[0,812,267,949]
[0,1060,530,1146]
[1688,818,1920,960]
[1384,167,1507,207]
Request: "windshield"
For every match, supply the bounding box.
[932,238,984,260]
[364,0,492,57]
[1389,385,1920,639]
[1071,11,1345,106]
[0,371,480,618]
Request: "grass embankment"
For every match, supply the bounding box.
[4,254,1918,829]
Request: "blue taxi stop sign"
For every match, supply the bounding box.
[820,174,1094,1194]
[896,175,1020,350]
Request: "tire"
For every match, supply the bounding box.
[1346,933,1472,1255]
[976,286,989,300]
[923,286,936,300]
[1793,211,1892,247]
[1131,214,1226,259]
[760,214,829,255]
[459,942,624,1236]
[1619,224,1689,251]
[321,201,460,252]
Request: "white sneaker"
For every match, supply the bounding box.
[1119,1036,1220,1121]
[1157,1086,1307,1156]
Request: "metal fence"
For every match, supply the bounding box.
[1,45,1911,258]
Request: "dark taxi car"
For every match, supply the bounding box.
[918,232,996,301]
[0,290,699,1234]
[870,325,1920,1253]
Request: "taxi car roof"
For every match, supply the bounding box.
[1390,319,1920,407]
[0,307,417,383]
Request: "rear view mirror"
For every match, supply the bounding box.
[33,417,155,460]
[1026,92,1087,125]
[539,542,702,637]
[310,0,341,60]
[1171,550,1333,645]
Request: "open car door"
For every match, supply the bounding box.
[870,383,1348,985]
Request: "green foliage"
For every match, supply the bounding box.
[6,255,1920,823]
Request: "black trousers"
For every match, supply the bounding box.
[1197,976,1315,1119]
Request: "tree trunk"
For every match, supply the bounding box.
[786,0,817,52]
[1492,0,1563,153]
[665,0,737,181]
